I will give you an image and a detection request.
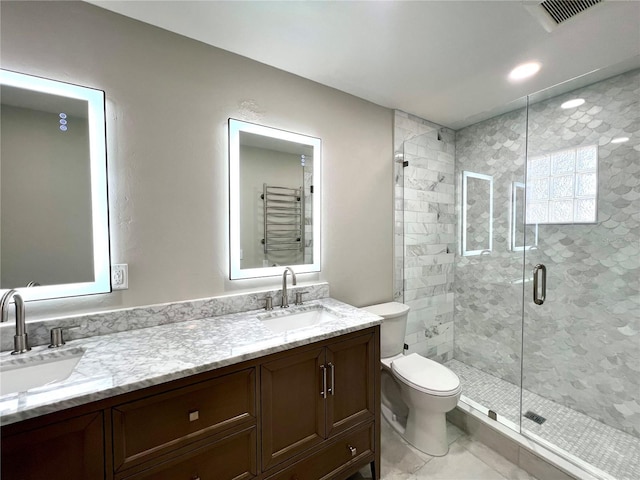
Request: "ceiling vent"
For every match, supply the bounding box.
[541,0,603,24]
[524,0,604,32]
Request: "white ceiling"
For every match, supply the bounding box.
[87,0,640,129]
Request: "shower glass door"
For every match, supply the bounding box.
[521,67,640,480]
[450,97,529,433]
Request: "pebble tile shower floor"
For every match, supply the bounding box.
[446,359,640,480]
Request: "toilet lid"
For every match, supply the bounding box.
[391,353,461,397]
[362,302,410,319]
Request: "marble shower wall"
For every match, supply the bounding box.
[455,70,640,437]
[394,111,456,362]
[454,107,527,387]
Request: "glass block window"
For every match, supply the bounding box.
[526,145,598,224]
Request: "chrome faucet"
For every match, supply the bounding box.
[281,267,297,308]
[0,289,31,355]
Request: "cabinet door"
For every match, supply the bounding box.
[261,347,326,470]
[325,332,376,438]
[1,412,104,480]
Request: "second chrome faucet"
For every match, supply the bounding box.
[0,289,30,355]
[281,267,297,308]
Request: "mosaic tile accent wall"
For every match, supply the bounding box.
[454,108,527,387]
[394,111,456,362]
[454,70,640,438]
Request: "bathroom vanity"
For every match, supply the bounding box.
[0,298,382,480]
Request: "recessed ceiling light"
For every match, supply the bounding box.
[611,137,629,144]
[508,62,541,81]
[561,98,585,109]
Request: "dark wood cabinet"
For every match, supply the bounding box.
[1,326,380,480]
[1,411,104,480]
[261,332,377,475]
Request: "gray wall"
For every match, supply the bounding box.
[0,1,394,319]
[454,70,640,437]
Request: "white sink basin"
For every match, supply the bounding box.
[0,348,84,396]
[260,308,341,333]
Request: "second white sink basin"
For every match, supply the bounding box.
[0,348,84,396]
[260,307,341,333]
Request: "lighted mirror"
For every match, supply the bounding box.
[0,69,110,301]
[461,171,493,256]
[511,182,538,251]
[229,119,321,280]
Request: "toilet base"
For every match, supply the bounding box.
[381,402,407,435]
[382,399,451,457]
[404,410,449,457]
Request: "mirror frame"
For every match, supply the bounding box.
[0,69,110,301]
[461,170,493,256]
[228,118,321,280]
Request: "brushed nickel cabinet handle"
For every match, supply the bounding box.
[320,365,327,398]
[348,445,357,457]
[327,362,335,396]
[189,410,199,422]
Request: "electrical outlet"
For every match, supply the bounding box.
[111,264,128,290]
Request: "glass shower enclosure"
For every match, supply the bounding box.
[401,64,639,480]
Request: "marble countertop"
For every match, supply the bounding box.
[0,298,382,425]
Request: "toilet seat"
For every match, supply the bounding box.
[391,353,461,397]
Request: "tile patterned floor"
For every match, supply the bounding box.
[349,419,537,480]
[446,359,640,480]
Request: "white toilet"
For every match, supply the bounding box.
[363,302,461,456]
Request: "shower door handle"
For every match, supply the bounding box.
[533,264,546,305]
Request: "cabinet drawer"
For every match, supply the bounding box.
[266,422,373,480]
[113,368,256,471]
[122,425,257,480]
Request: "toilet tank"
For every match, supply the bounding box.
[362,302,410,358]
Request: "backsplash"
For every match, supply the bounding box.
[0,283,330,352]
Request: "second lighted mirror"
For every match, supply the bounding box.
[461,171,493,256]
[511,182,538,251]
[229,119,321,280]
